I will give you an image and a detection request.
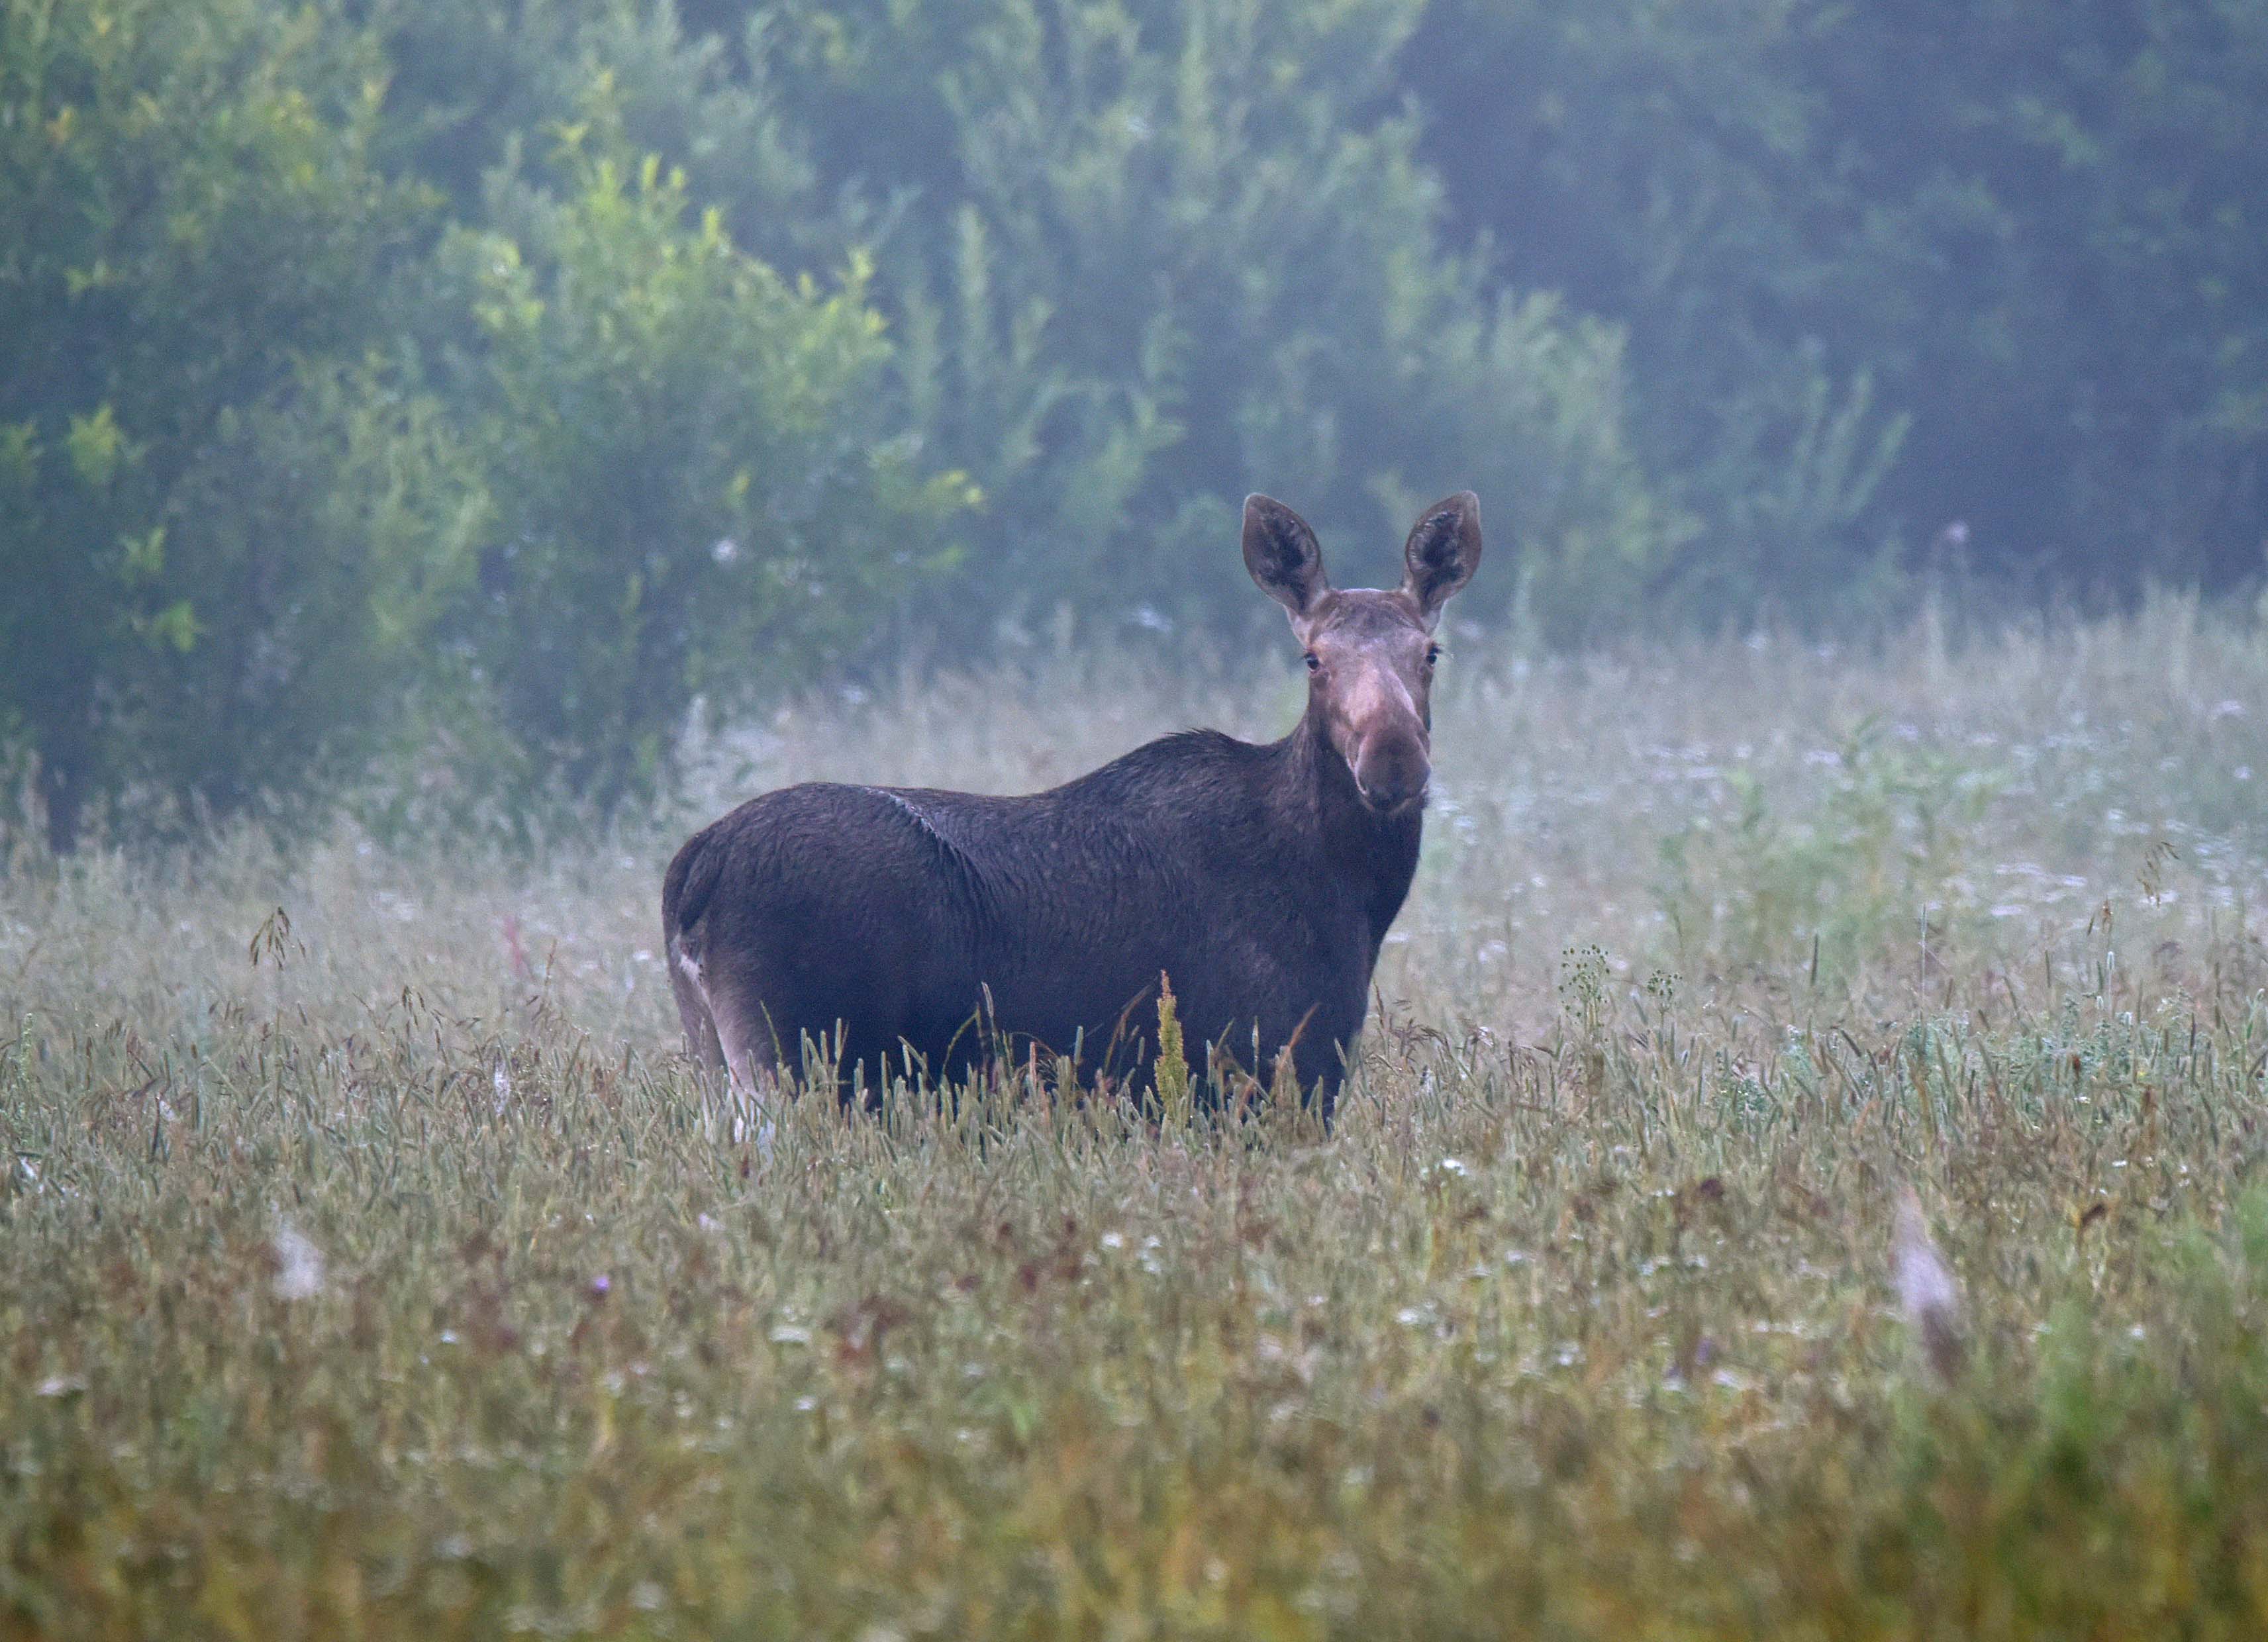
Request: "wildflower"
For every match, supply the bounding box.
[1892,1186,1963,1380]
[273,1220,326,1301]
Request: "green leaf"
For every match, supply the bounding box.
[65,407,132,490]
[119,526,166,583]
[141,599,201,653]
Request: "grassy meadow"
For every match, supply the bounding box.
[10,598,2268,1637]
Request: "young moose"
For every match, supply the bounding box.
[662,492,1482,1118]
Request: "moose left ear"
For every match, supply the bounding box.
[1244,493,1330,620]
[1401,492,1482,627]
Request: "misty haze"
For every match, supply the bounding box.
[5,2,2268,1634]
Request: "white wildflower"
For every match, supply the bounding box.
[273,1220,326,1301]
[1892,1186,1963,1378]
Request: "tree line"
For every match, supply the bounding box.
[4,0,2261,845]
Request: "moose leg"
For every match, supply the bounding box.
[711,988,789,1153]
[676,950,781,1091]
[671,939,787,1152]
[710,993,781,1098]
[668,938,726,1077]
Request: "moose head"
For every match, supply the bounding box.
[1242,491,1483,814]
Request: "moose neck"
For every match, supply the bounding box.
[1280,699,1424,945]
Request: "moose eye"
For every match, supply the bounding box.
[1303,651,1321,673]
[1425,644,1443,667]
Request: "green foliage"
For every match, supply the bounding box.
[360,0,832,266]
[1412,0,2268,608]
[5,0,2265,844]
[0,0,444,842]
[0,0,963,842]
[770,0,1680,638]
[430,114,970,818]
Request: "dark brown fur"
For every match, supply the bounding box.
[662,493,1482,1119]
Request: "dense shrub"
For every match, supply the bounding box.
[0,0,441,844]
[432,116,973,820]
[760,0,1680,639]
[1411,0,2268,610]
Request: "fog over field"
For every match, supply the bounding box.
[7,0,2268,1630]
[9,606,2268,1635]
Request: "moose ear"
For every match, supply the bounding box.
[1243,494,1329,620]
[1401,492,1482,627]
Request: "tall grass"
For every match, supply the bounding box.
[8,595,2268,1637]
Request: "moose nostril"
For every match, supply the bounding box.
[1356,755,1427,811]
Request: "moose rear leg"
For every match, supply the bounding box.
[669,939,785,1147]
[668,938,726,1076]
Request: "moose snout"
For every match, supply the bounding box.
[1353,738,1430,813]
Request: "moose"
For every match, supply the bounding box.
[662,491,1482,1120]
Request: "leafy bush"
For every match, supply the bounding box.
[0,4,966,843]
[766,0,1682,638]
[427,113,972,819]
[5,0,2265,845]
[0,0,442,844]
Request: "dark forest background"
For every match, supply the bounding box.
[4,0,2264,845]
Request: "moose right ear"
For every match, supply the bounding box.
[1242,495,1329,620]
[1401,491,1482,627]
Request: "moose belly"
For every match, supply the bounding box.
[954,921,1373,1092]
[764,926,1367,1096]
